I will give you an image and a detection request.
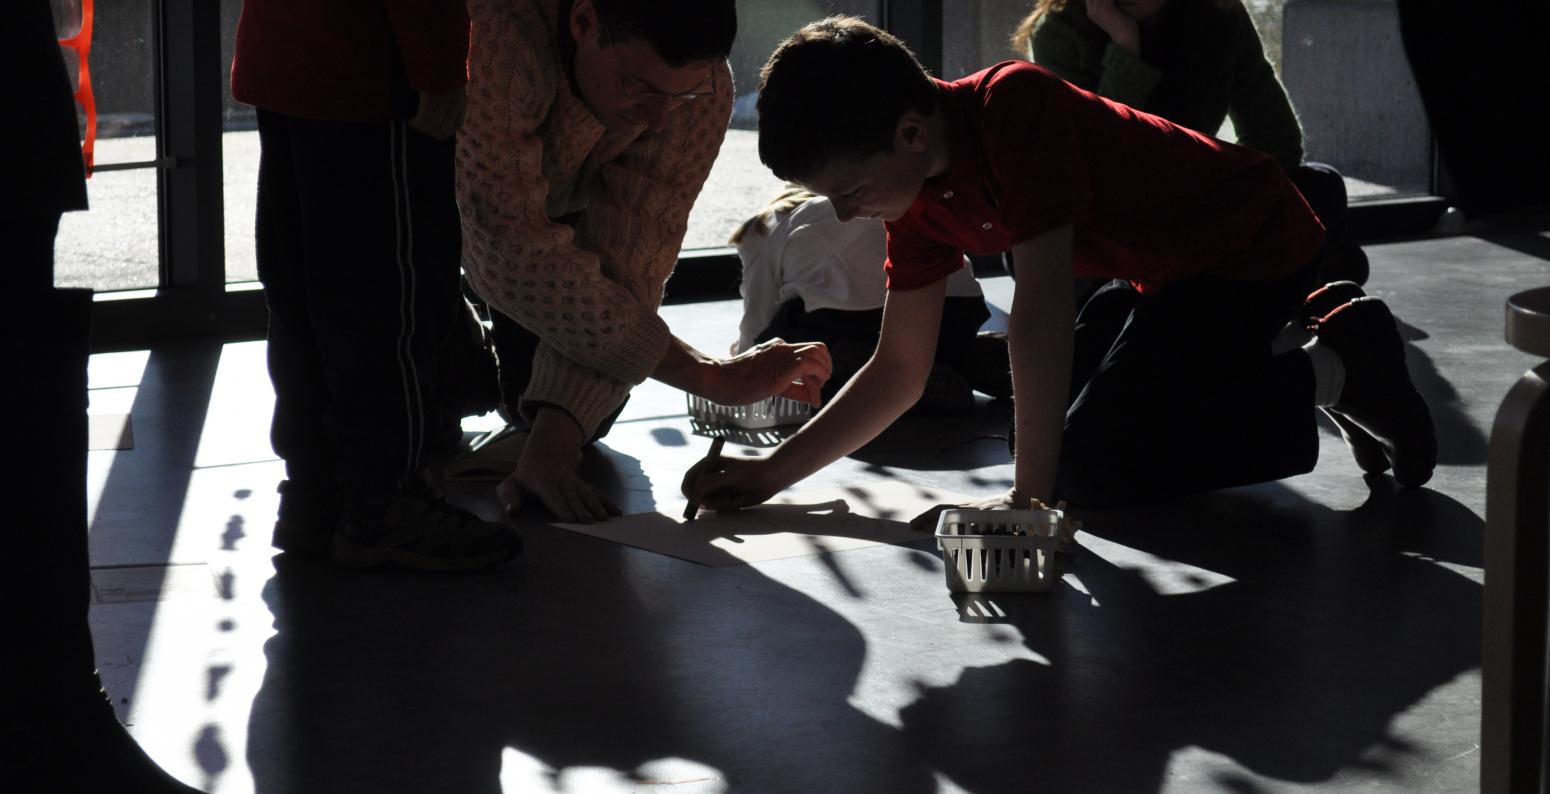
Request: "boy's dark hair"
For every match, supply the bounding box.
[757,16,937,182]
[595,0,737,67]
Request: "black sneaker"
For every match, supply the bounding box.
[272,479,339,559]
[1317,297,1437,487]
[1298,282,1389,474]
[334,489,523,572]
[1300,280,1366,330]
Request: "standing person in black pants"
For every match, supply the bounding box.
[231,0,522,570]
[1,1,202,790]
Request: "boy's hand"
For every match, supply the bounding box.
[499,409,621,523]
[702,338,833,407]
[1086,0,1141,54]
[681,455,784,513]
[410,85,468,140]
[907,487,1044,532]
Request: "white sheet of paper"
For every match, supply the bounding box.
[553,480,973,566]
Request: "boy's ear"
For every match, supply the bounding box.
[895,111,929,153]
[570,0,599,46]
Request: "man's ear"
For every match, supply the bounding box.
[570,0,600,46]
[895,111,929,153]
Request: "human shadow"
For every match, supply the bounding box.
[1391,314,1490,467]
[245,447,942,794]
[896,481,1483,792]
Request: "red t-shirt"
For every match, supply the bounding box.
[884,62,1325,293]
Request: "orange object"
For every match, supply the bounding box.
[57,0,96,175]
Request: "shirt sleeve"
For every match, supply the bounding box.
[1224,1,1304,168]
[983,69,1094,245]
[1096,42,1162,110]
[1030,12,1159,110]
[884,223,965,291]
[383,0,471,92]
[521,59,733,432]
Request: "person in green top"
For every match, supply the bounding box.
[1012,0,1368,285]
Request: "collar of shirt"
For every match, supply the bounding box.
[892,75,1016,256]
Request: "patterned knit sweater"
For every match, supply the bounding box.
[457,0,732,436]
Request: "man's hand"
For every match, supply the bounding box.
[1086,0,1141,54]
[701,338,833,407]
[498,409,620,523]
[681,454,786,513]
[410,85,468,140]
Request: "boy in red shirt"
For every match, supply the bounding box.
[684,16,1435,512]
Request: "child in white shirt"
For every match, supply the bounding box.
[731,188,1008,411]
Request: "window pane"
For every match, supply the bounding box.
[221,0,259,284]
[55,161,161,290]
[1273,0,1432,199]
[683,1,883,251]
[942,2,1028,80]
[52,0,161,291]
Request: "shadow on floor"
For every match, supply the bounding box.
[244,449,1482,793]
[900,479,1483,792]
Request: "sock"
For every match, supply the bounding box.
[1302,340,1346,407]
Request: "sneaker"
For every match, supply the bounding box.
[334,489,523,572]
[1300,280,1366,330]
[1298,282,1390,474]
[1317,297,1437,487]
[272,479,339,559]
[1320,407,1392,476]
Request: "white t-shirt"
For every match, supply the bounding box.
[734,196,983,353]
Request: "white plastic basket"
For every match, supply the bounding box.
[935,508,1067,593]
[686,394,811,430]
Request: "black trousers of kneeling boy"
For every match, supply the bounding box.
[1054,258,1321,506]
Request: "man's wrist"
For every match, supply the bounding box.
[525,406,586,462]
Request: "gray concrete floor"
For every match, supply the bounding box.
[81,230,1550,793]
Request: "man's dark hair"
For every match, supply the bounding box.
[757,17,938,182]
[595,0,737,67]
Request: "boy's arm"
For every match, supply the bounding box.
[682,278,949,509]
[1007,225,1075,504]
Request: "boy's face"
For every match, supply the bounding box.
[797,112,934,223]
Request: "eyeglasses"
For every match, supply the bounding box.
[597,16,717,106]
[617,69,718,105]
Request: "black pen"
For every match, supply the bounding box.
[683,436,726,521]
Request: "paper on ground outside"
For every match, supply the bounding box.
[553,480,975,567]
